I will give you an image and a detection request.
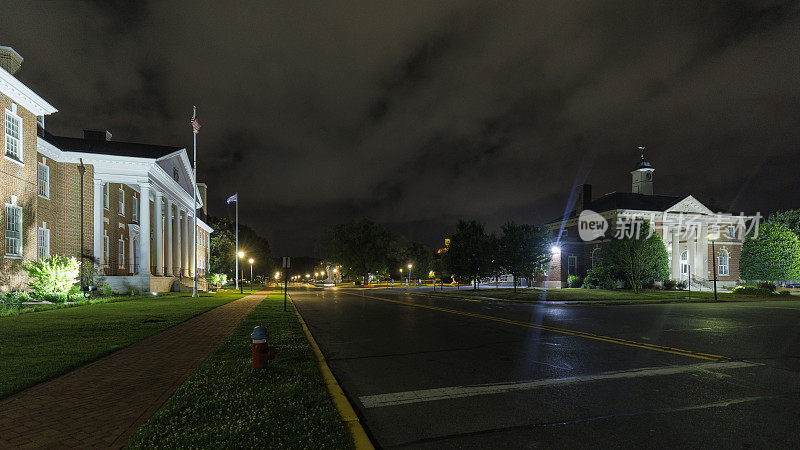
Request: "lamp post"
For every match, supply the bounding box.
[709,231,719,302]
[248,258,254,293]
[238,251,245,294]
[399,268,403,286]
[408,263,413,286]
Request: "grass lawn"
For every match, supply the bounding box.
[428,287,797,303]
[127,294,351,449]
[0,292,244,400]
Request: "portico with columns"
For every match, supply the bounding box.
[38,130,210,293]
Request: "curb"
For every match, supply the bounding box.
[292,297,375,450]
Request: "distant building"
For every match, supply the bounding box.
[1,46,211,293]
[542,155,758,289]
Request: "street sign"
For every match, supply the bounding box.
[282,257,291,268]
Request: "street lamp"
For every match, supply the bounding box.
[237,252,245,293]
[408,263,413,286]
[709,228,720,302]
[248,258,254,293]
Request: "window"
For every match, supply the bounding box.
[680,251,689,278]
[5,109,22,162]
[568,255,577,275]
[132,195,138,222]
[38,226,50,261]
[118,239,125,270]
[118,187,125,215]
[727,225,736,239]
[718,249,729,276]
[4,204,23,257]
[103,233,109,265]
[38,161,50,198]
[103,183,109,209]
[36,115,44,128]
[591,248,599,268]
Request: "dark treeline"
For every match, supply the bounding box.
[318,217,552,290]
[207,216,273,279]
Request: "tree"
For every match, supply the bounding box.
[319,218,399,284]
[404,242,434,280]
[595,220,669,293]
[498,222,551,292]
[740,222,800,282]
[207,216,272,280]
[767,209,800,239]
[442,219,494,289]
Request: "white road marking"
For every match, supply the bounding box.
[358,361,760,408]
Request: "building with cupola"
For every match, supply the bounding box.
[542,153,759,289]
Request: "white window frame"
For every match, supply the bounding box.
[680,251,689,277]
[103,233,109,265]
[567,255,577,276]
[118,238,125,270]
[38,226,50,261]
[5,109,22,163]
[727,225,736,239]
[4,204,23,258]
[718,249,729,276]
[118,187,125,216]
[132,195,138,222]
[38,161,50,198]
[103,183,109,209]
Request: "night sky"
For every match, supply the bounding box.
[4,1,799,255]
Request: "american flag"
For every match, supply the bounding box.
[190,106,200,134]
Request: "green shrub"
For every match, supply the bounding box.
[38,292,69,303]
[779,290,791,295]
[756,281,777,292]
[23,255,80,297]
[663,279,677,290]
[676,280,688,290]
[582,266,617,290]
[567,274,583,288]
[207,273,221,286]
[219,273,228,285]
[102,284,113,297]
[732,286,773,296]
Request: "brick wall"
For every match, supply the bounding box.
[1,93,38,291]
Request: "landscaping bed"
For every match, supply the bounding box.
[425,287,797,304]
[128,294,351,449]
[0,292,244,399]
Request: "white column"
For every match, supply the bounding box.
[173,209,181,276]
[93,179,105,266]
[671,226,681,280]
[154,191,164,276]
[698,223,708,280]
[165,199,173,276]
[181,209,189,276]
[139,182,151,276]
[188,213,196,277]
[687,226,696,282]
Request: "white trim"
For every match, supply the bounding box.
[118,187,125,216]
[0,65,58,116]
[197,217,213,233]
[38,226,50,261]
[5,108,23,163]
[4,203,23,258]
[38,160,50,198]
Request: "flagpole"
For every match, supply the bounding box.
[192,109,198,298]
[235,192,239,291]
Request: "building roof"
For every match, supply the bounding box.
[38,127,182,159]
[590,191,681,212]
[635,154,653,170]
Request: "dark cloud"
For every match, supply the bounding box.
[2,0,799,254]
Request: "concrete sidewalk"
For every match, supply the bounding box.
[0,292,267,449]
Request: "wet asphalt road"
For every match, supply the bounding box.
[291,287,800,449]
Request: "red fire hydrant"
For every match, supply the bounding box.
[251,325,276,369]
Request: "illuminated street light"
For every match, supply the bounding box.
[550,245,560,254]
[248,258,254,293]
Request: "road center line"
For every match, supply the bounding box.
[359,361,760,408]
[344,291,728,361]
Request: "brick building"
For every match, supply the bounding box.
[543,155,758,289]
[1,47,212,293]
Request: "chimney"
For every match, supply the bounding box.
[0,46,23,75]
[197,183,208,221]
[83,129,112,141]
[576,184,592,212]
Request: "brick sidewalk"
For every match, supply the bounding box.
[0,292,267,449]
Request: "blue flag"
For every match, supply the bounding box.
[226,193,237,204]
